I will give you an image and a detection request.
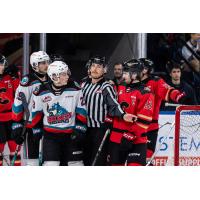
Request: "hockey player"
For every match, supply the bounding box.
[12,51,50,166]
[109,59,154,166]
[139,58,187,165]
[82,56,138,166]
[30,61,87,166]
[0,54,20,166]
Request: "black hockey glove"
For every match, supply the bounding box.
[11,122,24,145]
[32,128,43,142]
[120,132,136,151]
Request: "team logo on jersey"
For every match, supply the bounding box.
[0,88,9,105]
[42,96,52,103]
[144,100,153,110]
[120,101,129,111]
[47,102,72,124]
[20,76,29,86]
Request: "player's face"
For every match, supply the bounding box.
[0,64,5,74]
[142,67,148,75]
[53,71,69,86]
[37,61,49,74]
[170,68,181,81]
[123,72,131,84]
[90,63,104,79]
[114,64,123,78]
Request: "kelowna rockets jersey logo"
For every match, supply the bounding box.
[47,102,72,124]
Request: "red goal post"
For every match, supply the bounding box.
[174,105,200,166]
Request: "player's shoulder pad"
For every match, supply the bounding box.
[20,75,30,86]
[20,74,37,87]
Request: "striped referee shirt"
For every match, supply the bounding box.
[82,78,124,128]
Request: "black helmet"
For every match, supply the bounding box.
[0,54,8,67]
[87,55,106,68]
[123,59,144,80]
[139,58,154,73]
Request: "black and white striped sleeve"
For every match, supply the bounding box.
[102,83,125,118]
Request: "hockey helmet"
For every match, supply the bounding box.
[47,61,71,83]
[139,58,154,73]
[30,51,50,70]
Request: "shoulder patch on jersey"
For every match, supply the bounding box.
[20,76,29,86]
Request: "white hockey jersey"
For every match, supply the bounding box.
[31,81,87,134]
[12,73,48,126]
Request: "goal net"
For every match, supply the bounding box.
[174,105,200,166]
[151,105,200,166]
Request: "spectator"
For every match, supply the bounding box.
[164,61,198,110]
[182,33,200,73]
[181,33,200,103]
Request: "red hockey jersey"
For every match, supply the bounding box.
[110,83,154,144]
[142,76,183,131]
[0,74,19,121]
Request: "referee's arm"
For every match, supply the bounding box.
[102,84,125,118]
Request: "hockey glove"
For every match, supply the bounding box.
[176,92,187,104]
[32,128,43,142]
[120,132,136,151]
[11,122,24,145]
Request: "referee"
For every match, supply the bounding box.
[82,56,135,166]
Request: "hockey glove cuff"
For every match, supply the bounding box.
[32,128,43,141]
[120,132,136,151]
[11,122,24,145]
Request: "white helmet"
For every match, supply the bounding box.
[30,51,50,70]
[47,61,71,83]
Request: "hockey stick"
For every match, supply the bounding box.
[165,103,183,107]
[11,92,30,166]
[0,152,10,166]
[146,121,175,166]
[92,129,110,166]
[38,136,43,166]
